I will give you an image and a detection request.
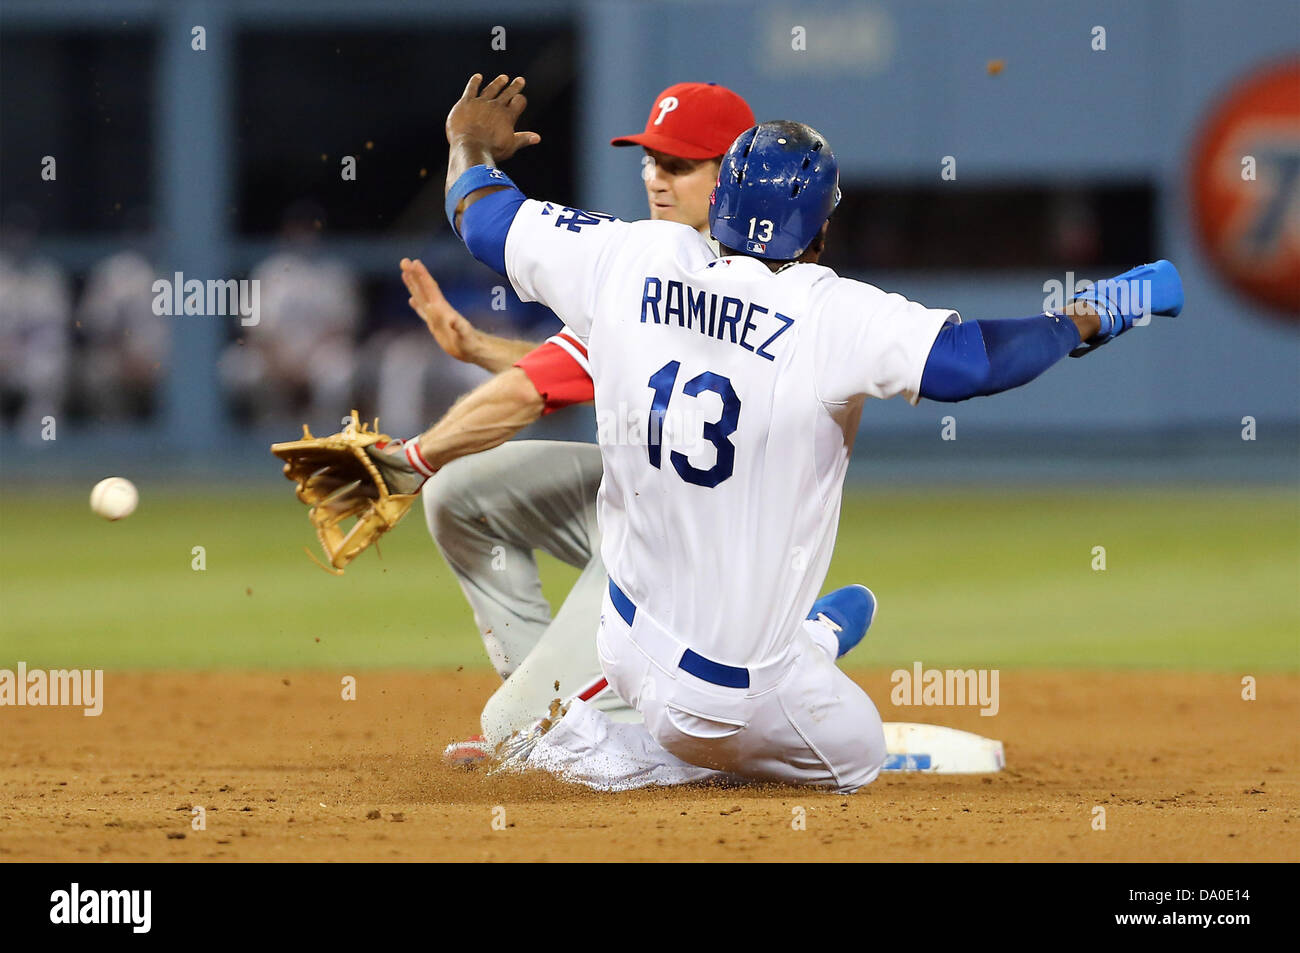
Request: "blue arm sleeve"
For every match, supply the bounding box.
[918,314,1081,402]
[459,186,527,278]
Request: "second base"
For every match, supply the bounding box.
[880,722,1005,774]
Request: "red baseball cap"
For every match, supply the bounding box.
[611,82,756,160]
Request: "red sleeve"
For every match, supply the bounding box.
[514,332,594,414]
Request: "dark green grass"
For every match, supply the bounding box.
[1,486,1295,671]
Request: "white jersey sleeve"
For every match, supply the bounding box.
[504,200,632,340]
[813,277,959,406]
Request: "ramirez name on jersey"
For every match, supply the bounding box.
[640,273,794,362]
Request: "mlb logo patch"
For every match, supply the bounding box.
[746,240,766,253]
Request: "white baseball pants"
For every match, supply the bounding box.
[528,581,888,793]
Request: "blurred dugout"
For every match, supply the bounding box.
[0,208,72,438]
[219,203,361,428]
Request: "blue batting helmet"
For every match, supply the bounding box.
[709,120,841,261]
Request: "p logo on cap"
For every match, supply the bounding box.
[611,82,756,160]
[653,96,680,126]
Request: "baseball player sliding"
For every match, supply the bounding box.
[425,73,1182,792]
[400,82,777,759]
[404,83,882,767]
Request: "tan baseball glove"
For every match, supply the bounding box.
[270,410,425,574]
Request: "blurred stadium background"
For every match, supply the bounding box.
[1,0,1296,673]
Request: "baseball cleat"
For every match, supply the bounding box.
[488,699,568,775]
[808,584,877,658]
[442,734,491,768]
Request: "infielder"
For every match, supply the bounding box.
[427,73,1182,792]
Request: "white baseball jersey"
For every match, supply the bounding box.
[504,200,955,666]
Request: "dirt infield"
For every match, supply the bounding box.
[2,670,1295,862]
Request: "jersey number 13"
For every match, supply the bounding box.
[646,361,741,488]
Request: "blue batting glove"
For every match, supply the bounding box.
[1069,259,1183,357]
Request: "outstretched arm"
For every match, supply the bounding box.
[919,302,1097,402]
[445,73,540,231]
[368,350,585,493]
[442,71,633,339]
[406,367,545,476]
[919,260,1183,402]
[400,257,536,372]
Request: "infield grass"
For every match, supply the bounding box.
[1,485,1295,671]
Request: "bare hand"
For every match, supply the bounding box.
[400,257,482,364]
[446,73,541,162]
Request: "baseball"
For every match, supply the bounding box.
[90,477,139,521]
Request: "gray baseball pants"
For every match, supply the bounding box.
[421,440,639,745]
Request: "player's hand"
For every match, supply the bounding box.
[400,257,483,364]
[1069,259,1183,357]
[446,73,541,162]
